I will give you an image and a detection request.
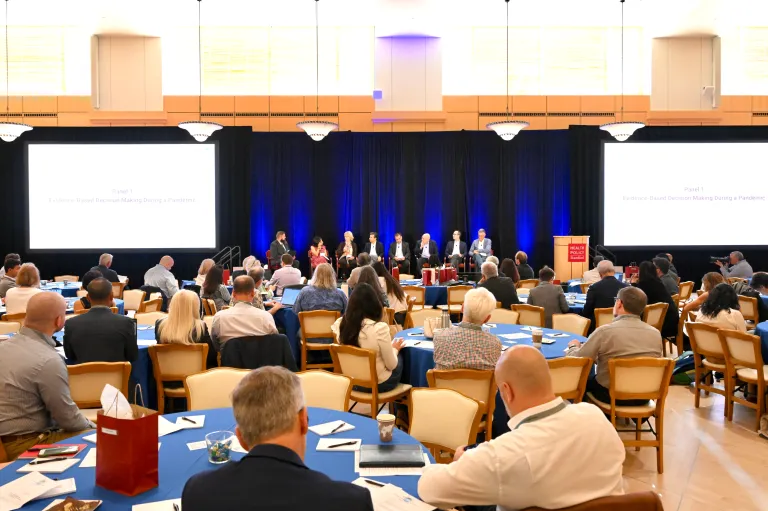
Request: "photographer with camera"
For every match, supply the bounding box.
[714,251,754,280]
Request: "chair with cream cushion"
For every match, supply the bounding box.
[594,308,615,329]
[587,357,674,474]
[487,308,519,325]
[522,491,664,511]
[552,313,591,337]
[297,370,352,411]
[1,312,25,323]
[149,343,208,414]
[202,298,218,317]
[330,344,411,419]
[139,298,163,313]
[427,368,495,440]
[642,303,668,333]
[298,310,341,371]
[737,295,759,328]
[517,279,539,290]
[547,357,593,403]
[405,308,442,329]
[111,282,126,299]
[408,388,481,462]
[135,311,167,325]
[122,290,146,313]
[678,281,694,306]
[76,289,88,298]
[184,368,250,411]
[68,362,131,422]
[437,285,472,314]
[402,286,425,312]
[511,304,545,327]
[687,322,728,415]
[718,329,767,431]
[54,275,79,282]
[0,322,21,335]
[203,315,214,331]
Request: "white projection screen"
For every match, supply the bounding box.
[27,143,217,250]
[603,142,768,247]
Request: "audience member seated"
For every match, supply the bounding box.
[73,270,112,313]
[267,254,302,296]
[515,251,534,280]
[470,229,492,270]
[415,233,439,277]
[745,272,768,323]
[0,293,94,459]
[294,263,347,315]
[655,252,678,277]
[373,262,408,323]
[0,257,20,298]
[346,252,372,289]
[156,290,217,369]
[652,257,679,295]
[144,255,180,299]
[696,283,747,332]
[567,286,662,405]
[355,265,389,307]
[336,231,358,280]
[230,255,260,282]
[486,255,501,274]
[716,251,753,279]
[200,265,232,312]
[582,255,604,285]
[269,231,300,269]
[445,230,467,269]
[90,253,120,283]
[631,261,679,339]
[388,232,411,275]
[418,345,625,511]
[63,278,137,364]
[582,260,626,331]
[363,232,384,262]
[5,262,43,315]
[194,258,215,286]
[478,261,519,309]
[433,288,501,370]
[181,366,373,511]
[527,266,569,328]
[0,252,19,278]
[500,257,520,284]
[211,276,278,352]
[682,272,724,319]
[309,236,331,270]
[336,283,404,393]
[232,267,280,314]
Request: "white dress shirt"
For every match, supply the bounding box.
[395,243,404,259]
[210,302,278,351]
[418,398,625,511]
[143,264,180,298]
[421,244,430,258]
[370,244,378,258]
[452,242,461,256]
[5,287,43,315]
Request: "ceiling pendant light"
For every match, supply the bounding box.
[179,0,221,142]
[0,0,31,142]
[600,0,644,141]
[486,0,528,141]
[297,0,337,141]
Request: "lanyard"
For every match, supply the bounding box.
[513,401,568,430]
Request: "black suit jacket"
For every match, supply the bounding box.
[479,276,520,309]
[63,307,138,363]
[444,240,467,258]
[90,264,120,283]
[582,277,627,323]
[517,263,535,280]
[335,241,358,260]
[221,334,298,371]
[633,279,679,338]
[269,240,293,267]
[388,241,411,261]
[414,240,438,258]
[362,241,384,258]
[182,444,373,511]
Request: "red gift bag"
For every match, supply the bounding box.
[392,266,400,279]
[95,404,159,496]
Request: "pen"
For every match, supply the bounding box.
[173,504,180,511]
[413,341,421,346]
[182,417,197,425]
[329,422,346,434]
[29,457,69,465]
[328,441,358,448]
[364,478,385,487]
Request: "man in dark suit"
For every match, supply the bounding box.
[388,232,411,275]
[478,261,520,309]
[269,231,299,269]
[90,253,120,283]
[444,230,468,269]
[582,260,627,332]
[182,366,373,511]
[362,232,385,263]
[415,233,439,277]
[63,278,137,364]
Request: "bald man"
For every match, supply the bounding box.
[144,255,180,299]
[418,346,625,511]
[0,293,94,459]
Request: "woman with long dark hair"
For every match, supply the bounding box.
[309,236,330,271]
[200,264,231,312]
[631,260,678,338]
[372,262,407,322]
[356,265,389,307]
[338,283,405,392]
[500,258,520,284]
[697,283,746,332]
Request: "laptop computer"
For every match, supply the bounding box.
[280,287,302,307]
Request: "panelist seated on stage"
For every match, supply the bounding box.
[478,262,520,310]
[309,237,331,269]
[470,229,492,269]
[582,255,604,285]
[346,252,372,290]
[415,233,439,276]
[715,250,754,280]
[0,293,95,460]
[581,260,626,332]
[4,262,43,315]
[388,232,411,274]
[363,232,385,263]
[63,278,138,364]
[515,251,535,280]
[445,230,468,269]
[144,255,180,299]
[270,231,300,269]
[267,254,303,296]
[0,257,20,298]
[182,366,374,511]
[211,276,278,352]
[90,252,120,283]
[335,231,358,280]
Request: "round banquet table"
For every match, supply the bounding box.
[0,407,429,510]
[400,324,587,388]
[517,292,586,315]
[0,298,124,318]
[399,279,476,308]
[42,281,83,298]
[753,321,768,366]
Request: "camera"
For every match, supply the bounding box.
[709,256,729,264]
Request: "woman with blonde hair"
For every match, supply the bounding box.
[230,255,261,281]
[194,259,215,286]
[293,263,347,315]
[156,290,216,368]
[5,262,42,314]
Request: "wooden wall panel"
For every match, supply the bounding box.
[393,122,426,132]
[338,113,374,131]
[547,96,580,113]
[719,112,752,126]
[204,116,235,127]
[750,116,768,126]
[444,112,478,131]
[235,116,270,131]
[270,96,304,113]
[752,96,768,112]
[57,96,91,112]
[513,96,547,113]
[165,112,191,127]
[57,113,91,126]
[23,96,57,112]
[339,96,374,113]
[25,117,58,127]
[443,96,478,112]
[616,96,650,112]
[270,117,305,131]
[373,122,393,132]
[235,96,269,112]
[580,96,614,112]
[304,96,339,114]
[720,96,751,112]
[546,116,580,129]
[201,96,234,112]
[164,96,198,113]
[0,97,23,112]
[478,96,510,112]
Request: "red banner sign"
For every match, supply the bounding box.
[567,243,588,263]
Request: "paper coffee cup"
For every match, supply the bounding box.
[377,413,396,442]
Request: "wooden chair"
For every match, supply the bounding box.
[642,303,668,333]
[512,304,545,327]
[405,308,442,329]
[330,344,411,419]
[184,368,249,411]
[148,343,209,414]
[1,312,25,323]
[727,277,748,285]
[664,311,686,358]
[517,279,539,290]
[718,329,768,430]
[686,322,728,415]
[111,282,126,299]
[427,368,496,441]
[135,311,168,326]
[76,289,88,298]
[139,298,163,313]
[552,313,590,337]
[437,285,472,314]
[670,294,679,307]
[0,321,21,334]
[297,370,352,411]
[594,307,614,329]
[548,357,593,403]
[737,295,759,328]
[202,298,218,316]
[54,275,79,282]
[122,289,146,313]
[579,282,591,294]
[521,491,663,511]
[0,440,7,463]
[586,358,674,473]
[678,281,694,305]
[203,315,214,332]
[68,362,131,422]
[487,308,519,325]
[398,274,415,281]
[408,388,482,462]
[384,307,396,325]
[298,310,341,371]
[402,286,425,311]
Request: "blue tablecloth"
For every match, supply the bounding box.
[399,324,587,388]
[567,275,624,293]
[400,280,476,308]
[42,282,82,298]
[0,298,124,318]
[181,280,233,294]
[0,407,428,509]
[754,321,768,364]
[517,292,586,314]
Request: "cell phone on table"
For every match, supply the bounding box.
[541,339,556,345]
[38,446,79,457]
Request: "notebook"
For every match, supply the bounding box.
[358,445,425,468]
[280,288,301,307]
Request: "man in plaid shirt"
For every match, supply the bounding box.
[433,287,502,370]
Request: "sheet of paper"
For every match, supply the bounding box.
[546,333,569,338]
[316,438,361,452]
[33,478,76,501]
[137,340,157,347]
[354,451,431,477]
[100,383,132,419]
[131,499,181,510]
[175,415,206,429]
[187,440,206,451]
[308,420,355,436]
[499,333,531,340]
[231,437,248,454]
[519,326,534,331]
[0,472,59,511]
[17,458,80,474]
[403,340,432,349]
[483,323,498,328]
[158,416,185,437]
[83,433,97,443]
[136,325,154,331]
[79,448,97,468]
[54,347,66,359]
[355,482,435,511]
[42,499,101,511]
